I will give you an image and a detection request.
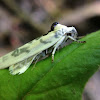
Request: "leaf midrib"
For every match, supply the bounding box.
[22,42,85,99]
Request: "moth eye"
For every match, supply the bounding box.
[51,22,59,31]
[67,33,72,36]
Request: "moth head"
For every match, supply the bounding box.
[66,26,78,39]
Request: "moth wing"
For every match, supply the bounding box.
[9,54,37,75]
[0,31,61,69]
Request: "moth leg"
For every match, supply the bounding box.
[68,36,86,43]
[31,56,39,70]
[52,36,66,62]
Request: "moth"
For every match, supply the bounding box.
[0,22,85,75]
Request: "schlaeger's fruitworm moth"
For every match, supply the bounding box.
[0,22,85,75]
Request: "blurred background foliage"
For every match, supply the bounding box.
[0,0,100,100]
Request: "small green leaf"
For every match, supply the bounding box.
[0,31,100,100]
